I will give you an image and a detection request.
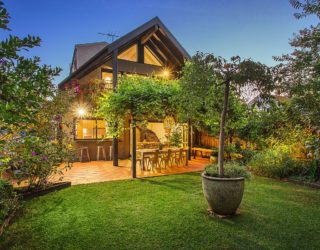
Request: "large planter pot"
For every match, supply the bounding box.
[202,173,245,215]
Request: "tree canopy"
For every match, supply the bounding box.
[178,52,273,176]
[274,0,320,129]
[0,1,60,129]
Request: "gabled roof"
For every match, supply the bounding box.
[70,42,108,74]
[59,17,191,87]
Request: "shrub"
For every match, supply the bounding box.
[168,126,182,148]
[204,162,251,179]
[8,134,76,189]
[0,180,19,226]
[238,148,256,164]
[248,149,310,178]
[224,144,256,164]
[1,91,77,190]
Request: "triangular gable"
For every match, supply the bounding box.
[59,17,190,87]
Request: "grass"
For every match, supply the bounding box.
[1,173,320,250]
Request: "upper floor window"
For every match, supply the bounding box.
[144,46,162,66]
[118,44,137,62]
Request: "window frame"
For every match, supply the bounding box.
[73,118,112,141]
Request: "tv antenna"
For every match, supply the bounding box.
[98,32,120,42]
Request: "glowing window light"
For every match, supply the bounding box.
[105,76,112,83]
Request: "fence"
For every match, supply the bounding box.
[199,130,255,149]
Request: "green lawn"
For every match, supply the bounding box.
[1,173,320,250]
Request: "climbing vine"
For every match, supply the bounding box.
[97,75,180,137]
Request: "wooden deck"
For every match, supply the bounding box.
[55,158,210,185]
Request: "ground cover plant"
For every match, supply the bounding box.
[0,173,319,250]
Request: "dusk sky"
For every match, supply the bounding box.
[4,0,318,84]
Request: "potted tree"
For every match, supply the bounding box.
[202,162,250,215]
[198,54,273,215]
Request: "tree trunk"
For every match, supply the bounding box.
[218,81,230,177]
[188,119,192,160]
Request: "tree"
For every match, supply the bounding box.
[178,53,218,129]
[215,56,273,176]
[272,0,320,179]
[274,0,320,129]
[0,1,60,130]
[178,53,249,149]
[0,1,75,188]
[179,53,273,176]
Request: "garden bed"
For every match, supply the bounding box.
[16,182,71,200]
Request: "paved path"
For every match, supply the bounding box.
[56,158,210,185]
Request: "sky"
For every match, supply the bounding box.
[3,0,318,84]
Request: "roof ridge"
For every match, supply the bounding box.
[75,41,109,47]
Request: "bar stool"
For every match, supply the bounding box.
[97,146,106,161]
[79,147,90,162]
[109,145,113,160]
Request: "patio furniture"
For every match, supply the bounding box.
[159,149,173,168]
[182,149,188,166]
[173,148,184,166]
[96,146,106,161]
[146,150,160,170]
[109,145,112,160]
[137,148,187,170]
[136,151,144,170]
[79,147,90,162]
[192,147,214,159]
[137,149,160,170]
[136,157,142,170]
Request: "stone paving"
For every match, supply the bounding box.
[56,158,210,185]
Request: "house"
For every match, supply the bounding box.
[59,17,191,164]
[247,95,288,111]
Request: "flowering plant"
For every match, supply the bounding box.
[0,91,76,190]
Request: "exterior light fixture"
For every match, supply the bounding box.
[72,102,89,118]
[162,70,169,77]
[77,108,86,117]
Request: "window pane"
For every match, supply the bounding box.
[102,72,112,83]
[75,119,110,140]
[144,46,162,66]
[76,120,96,139]
[101,72,113,89]
[97,120,108,139]
[118,44,137,62]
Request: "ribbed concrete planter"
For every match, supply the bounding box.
[202,173,245,215]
